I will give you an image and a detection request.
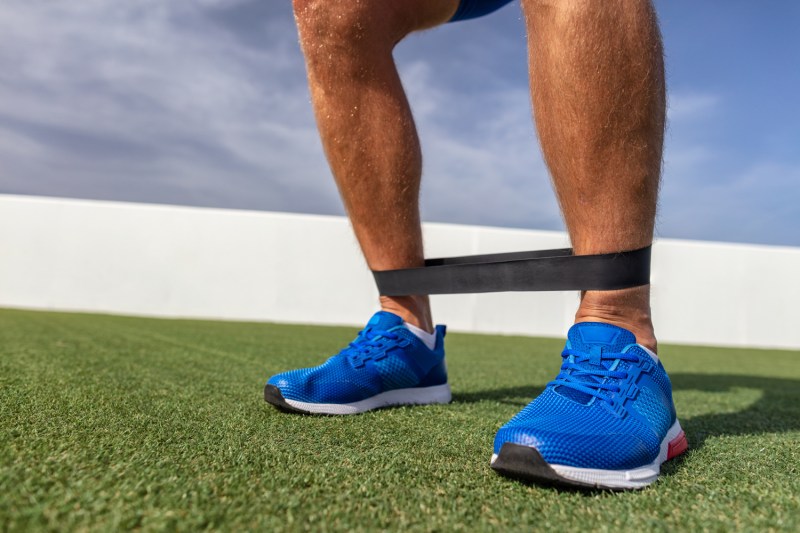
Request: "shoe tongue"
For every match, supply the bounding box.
[366,311,405,331]
[556,322,637,405]
[567,322,637,353]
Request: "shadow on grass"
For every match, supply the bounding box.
[453,373,800,451]
[669,373,800,448]
[453,385,546,407]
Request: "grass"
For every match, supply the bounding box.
[1,308,799,532]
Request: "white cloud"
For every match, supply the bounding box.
[667,91,719,121]
[400,59,562,231]
[661,89,800,246]
[0,2,796,247]
[0,1,563,231]
[661,158,800,246]
[0,0,339,212]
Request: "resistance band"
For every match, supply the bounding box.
[373,245,651,296]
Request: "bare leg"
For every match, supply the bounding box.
[522,0,665,351]
[293,0,459,332]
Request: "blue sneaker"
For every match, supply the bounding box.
[491,322,688,489]
[264,311,451,415]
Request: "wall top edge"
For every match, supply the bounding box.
[1,193,797,254]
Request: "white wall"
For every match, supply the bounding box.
[2,194,798,350]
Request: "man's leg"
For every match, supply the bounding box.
[523,0,665,351]
[263,1,460,415]
[293,0,460,333]
[491,0,684,490]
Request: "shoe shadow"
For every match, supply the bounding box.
[452,385,546,407]
[453,373,800,491]
[667,372,800,449]
[657,373,800,481]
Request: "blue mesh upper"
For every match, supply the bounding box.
[268,312,447,404]
[494,322,677,470]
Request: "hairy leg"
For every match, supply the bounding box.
[522,0,665,351]
[293,0,459,332]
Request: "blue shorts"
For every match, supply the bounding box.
[449,0,515,22]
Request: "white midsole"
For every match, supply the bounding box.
[284,383,452,415]
[490,419,684,489]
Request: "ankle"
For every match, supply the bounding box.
[575,287,657,353]
[379,295,433,333]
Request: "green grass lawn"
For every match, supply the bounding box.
[1,308,799,532]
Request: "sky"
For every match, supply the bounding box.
[0,0,798,247]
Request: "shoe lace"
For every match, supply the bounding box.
[548,347,640,403]
[341,327,401,367]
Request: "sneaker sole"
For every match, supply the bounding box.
[264,383,452,415]
[490,419,688,490]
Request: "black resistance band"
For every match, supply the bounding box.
[373,245,651,296]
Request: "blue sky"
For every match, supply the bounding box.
[0,0,798,246]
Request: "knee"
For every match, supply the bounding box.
[292,0,405,56]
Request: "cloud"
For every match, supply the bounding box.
[661,89,800,246]
[0,1,796,247]
[390,12,566,230]
[399,54,562,232]
[661,157,800,246]
[0,0,340,213]
[0,0,564,231]
[667,91,719,121]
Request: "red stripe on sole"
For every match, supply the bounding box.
[667,430,688,459]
